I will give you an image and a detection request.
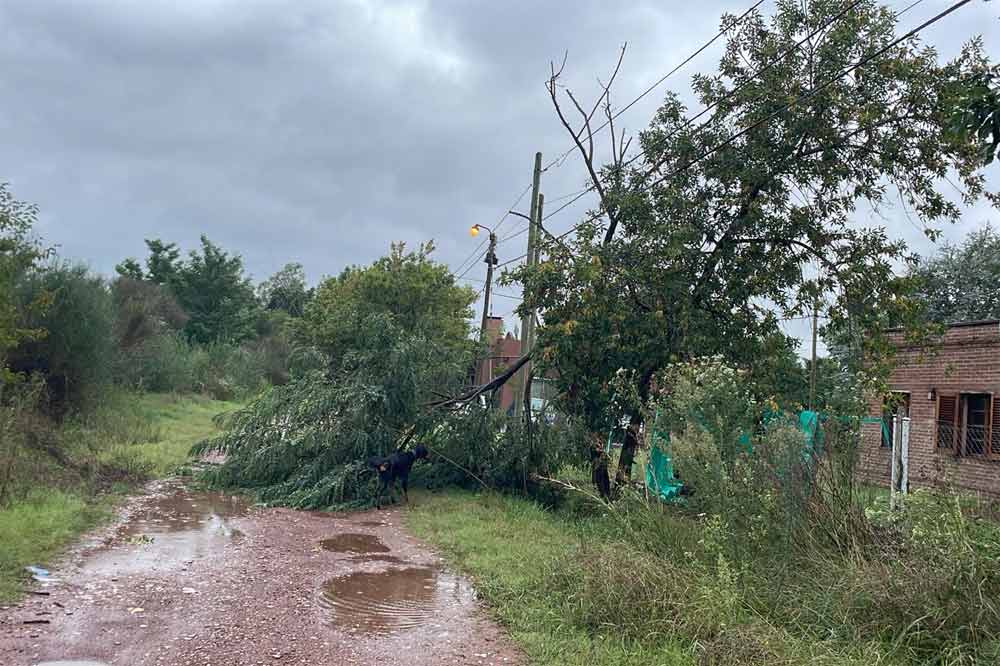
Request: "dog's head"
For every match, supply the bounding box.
[413,445,429,460]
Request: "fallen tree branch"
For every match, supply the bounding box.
[426,352,532,409]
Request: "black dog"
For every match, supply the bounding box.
[366,445,429,509]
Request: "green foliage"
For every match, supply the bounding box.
[948,57,1000,165]
[120,236,260,345]
[512,0,993,456]
[299,241,477,366]
[0,183,50,384]
[197,243,485,508]
[196,315,467,509]
[11,263,115,411]
[418,406,589,495]
[911,224,1000,323]
[258,262,311,317]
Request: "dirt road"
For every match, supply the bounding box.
[0,479,523,666]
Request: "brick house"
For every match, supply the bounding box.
[477,316,522,413]
[860,320,1000,496]
[476,315,560,415]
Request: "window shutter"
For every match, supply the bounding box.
[937,395,957,450]
[992,394,1000,456]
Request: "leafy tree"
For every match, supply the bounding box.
[0,183,50,384]
[144,239,183,287]
[120,236,259,345]
[177,236,258,344]
[258,262,310,317]
[195,244,477,508]
[911,225,1000,322]
[949,59,1000,165]
[512,0,993,493]
[299,241,477,366]
[11,263,115,410]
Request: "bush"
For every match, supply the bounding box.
[111,277,187,350]
[10,263,115,412]
[115,330,196,393]
[195,313,469,509]
[418,405,589,499]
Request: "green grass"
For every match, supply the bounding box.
[0,392,239,601]
[97,393,242,476]
[407,490,928,666]
[407,490,694,666]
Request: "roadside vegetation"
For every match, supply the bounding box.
[4,1,1000,663]
[0,182,298,599]
[0,393,238,600]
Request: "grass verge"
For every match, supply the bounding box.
[407,490,963,666]
[406,490,694,666]
[0,392,239,601]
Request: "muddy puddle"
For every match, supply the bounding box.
[319,567,474,635]
[79,480,248,577]
[350,554,405,564]
[319,533,390,554]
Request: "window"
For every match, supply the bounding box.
[936,393,997,458]
[881,392,910,448]
[965,394,990,455]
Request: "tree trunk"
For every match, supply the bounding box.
[614,410,643,490]
[590,434,611,500]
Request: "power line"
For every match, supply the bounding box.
[454,182,534,278]
[476,0,768,258]
[540,0,768,175]
[459,276,523,301]
[534,0,925,228]
[498,0,969,267]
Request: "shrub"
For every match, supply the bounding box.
[418,405,589,499]
[111,277,187,350]
[195,312,469,509]
[115,330,196,393]
[10,263,115,412]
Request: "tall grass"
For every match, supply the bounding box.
[408,418,1000,666]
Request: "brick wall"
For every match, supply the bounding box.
[859,321,1000,497]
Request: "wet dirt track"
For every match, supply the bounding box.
[0,479,523,666]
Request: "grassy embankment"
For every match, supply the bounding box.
[0,393,239,600]
[408,488,999,666]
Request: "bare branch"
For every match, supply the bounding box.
[547,46,627,247]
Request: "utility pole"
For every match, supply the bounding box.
[514,152,542,419]
[479,231,498,345]
[809,300,819,412]
[522,192,544,421]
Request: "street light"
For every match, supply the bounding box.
[469,224,498,347]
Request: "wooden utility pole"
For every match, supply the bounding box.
[522,192,544,421]
[514,152,542,419]
[479,231,498,345]
[809,301,819,411]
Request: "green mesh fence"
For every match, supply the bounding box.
[644,408,829,502]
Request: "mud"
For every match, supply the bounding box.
[320,567,475,635]
[319,533,390,554]
[0,479,523,666]
[78,478,248,578]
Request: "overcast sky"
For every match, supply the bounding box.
[2,0,999,356]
